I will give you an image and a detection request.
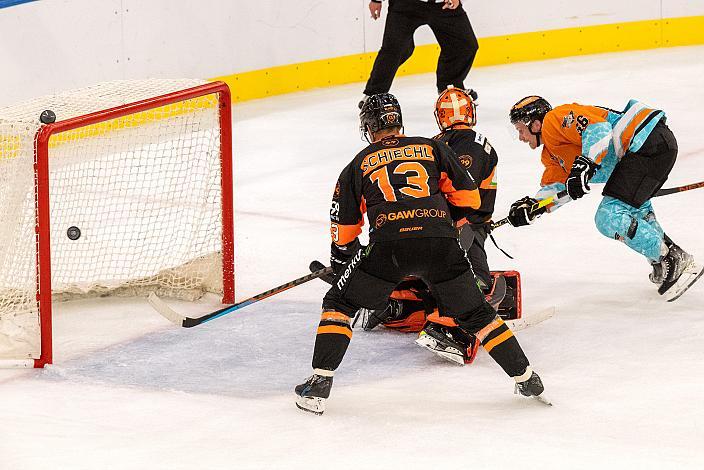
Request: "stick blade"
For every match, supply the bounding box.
[147,292,186,327]
[506,306,556,332]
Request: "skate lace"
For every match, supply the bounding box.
[661,259,671,281]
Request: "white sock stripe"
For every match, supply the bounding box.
[313,368,335,377]
[514,365,533,383]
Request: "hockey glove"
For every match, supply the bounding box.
[507,196,547,227]
[330,239,363,275]
[566,155,600,200]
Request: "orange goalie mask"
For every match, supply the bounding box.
[434,85,477,131]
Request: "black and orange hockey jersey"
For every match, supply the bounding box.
[330,135,481,246]
[434,126,497,225]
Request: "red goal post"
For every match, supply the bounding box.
[0,80,234,368]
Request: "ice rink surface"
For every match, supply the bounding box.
[1,46,704,469]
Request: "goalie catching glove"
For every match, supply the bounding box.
[508,196,547,227]
[566,155,600,200]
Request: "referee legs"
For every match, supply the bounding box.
[429,5,478,92]
[363,4,423,96]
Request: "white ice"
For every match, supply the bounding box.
[1,46,704,470]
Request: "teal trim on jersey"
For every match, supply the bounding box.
[0,0,38,9]
[594,197,664,262]
[579,100,665,184]
[582,122,616,184]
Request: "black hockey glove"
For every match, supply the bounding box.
[566,155,600,200]
[507,196,547,227]
[330,239,363,275]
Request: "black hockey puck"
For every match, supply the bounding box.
[40,109,56,124]
[67,226,81,240]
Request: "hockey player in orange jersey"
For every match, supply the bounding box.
[508,96,701,301]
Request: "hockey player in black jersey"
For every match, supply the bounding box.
[295,93,546,415]
[433,85,497,289]
[357,86,508,366]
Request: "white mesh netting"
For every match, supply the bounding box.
[0,79,228,360]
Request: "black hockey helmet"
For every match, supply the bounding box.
[509,96,552,125]
[359,93,403,142]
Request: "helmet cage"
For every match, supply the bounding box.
[434,86,477,131]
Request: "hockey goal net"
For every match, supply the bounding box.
[0,79,234,368]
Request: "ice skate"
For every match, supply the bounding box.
[657,244,703,301]
[415,323,476,365]
[514,367,551,406]
[649,260,664,285]
[295,374,333,415]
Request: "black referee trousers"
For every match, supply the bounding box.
[364,0,479,95]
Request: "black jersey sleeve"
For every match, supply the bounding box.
[437,129,497,224]
[473,133,498,223]
[330,162,365,247]
[433,140,481,211]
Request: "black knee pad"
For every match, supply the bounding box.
[430,270,485,318]
[457,303,498,333]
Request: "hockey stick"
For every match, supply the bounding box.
[654,180,704,196]
[148,265,334,328]
[491,196,554,230]
[491,179,703,231]
[309,260,335,284]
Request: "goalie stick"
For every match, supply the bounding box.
[148,265,334,328]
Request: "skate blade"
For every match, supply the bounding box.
[415,335,465,365]
[295,396,326,415]
[532,394,553,406]
[514,384,553,406]
[665,263,703,302]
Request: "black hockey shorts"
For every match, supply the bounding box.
[603,120,678,208]
[322,237,494,331]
